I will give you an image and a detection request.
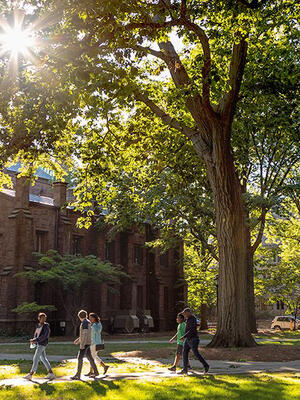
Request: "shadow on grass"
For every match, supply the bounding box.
[0,374,297,400]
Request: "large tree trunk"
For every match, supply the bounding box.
[195,127,257,347]
[200,303,208,330]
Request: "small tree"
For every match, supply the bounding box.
[15,250,128,335]
[255,200,300,326]
[12,302,57,314]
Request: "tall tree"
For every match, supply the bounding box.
[53,0,297,347]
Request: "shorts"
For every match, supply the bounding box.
[176,344,183,355]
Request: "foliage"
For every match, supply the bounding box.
[12,302,56,314]
[184,237,217,313]
[15,250,128,331]
[254,200,300,317]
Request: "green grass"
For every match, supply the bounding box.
[0,342,175,356]
[255,331,300,340]
[257,340,300,346]
[0,359,157,380]
[0,373,299,400]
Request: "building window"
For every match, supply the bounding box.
[36,231,47,253]
[133,244,143,265]
[72,235,83,255]
[105,241,115,263]
[137,285,144,309]
[160,251,168,267]
[277,300,284,310]
[107,287,115,308]
[164,287,169,312]
[174,247,180,264]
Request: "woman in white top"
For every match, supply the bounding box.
[85,312,109,376]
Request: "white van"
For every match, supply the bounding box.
[271,315,300,330]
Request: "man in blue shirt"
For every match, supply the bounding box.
[178,308,210,375]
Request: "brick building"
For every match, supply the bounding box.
[0,165,186,335]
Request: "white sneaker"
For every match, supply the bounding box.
[24,373,33,380]
[46,372,55,380]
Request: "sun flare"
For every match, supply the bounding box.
[0,24,34,56]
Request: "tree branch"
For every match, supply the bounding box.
[251,208,267,253]
[133,44,168,61]
[190,228,219,262]
[219,37,248,133]
[134,91,196,138]
[180,18,212,105]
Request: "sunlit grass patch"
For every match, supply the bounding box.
[0,359,161,380]
[0,373,299,400]
[258,340,300,346]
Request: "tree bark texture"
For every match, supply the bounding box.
[193,126,257,347]
[200,303,208,330]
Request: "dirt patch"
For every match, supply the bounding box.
[114,344,300,362]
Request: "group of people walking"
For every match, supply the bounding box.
[24,309,108,381]
[24,307,209,381]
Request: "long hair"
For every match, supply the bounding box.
[89,312,100,323]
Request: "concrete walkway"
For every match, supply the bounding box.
[0,354,299,387]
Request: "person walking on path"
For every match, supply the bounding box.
[178,308,210,375]
[84,312,109,376]
[24,312,55,381]
[71,310,99,380]
[168,313,191,372]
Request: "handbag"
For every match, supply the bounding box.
[96,343,104,351]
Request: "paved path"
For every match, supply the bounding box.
[0,354,299,387]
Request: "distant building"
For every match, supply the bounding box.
[255,235,288,317]
[0,165,186,335]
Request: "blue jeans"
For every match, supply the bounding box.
[183,337,209,371]
[31,344,52,372]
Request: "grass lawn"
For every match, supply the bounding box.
[0,372,299,400]
[0,359,158,380]
[255,331,300,340]
[0,342,175,357]
[258,340,300,346]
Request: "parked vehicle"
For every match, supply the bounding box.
[271,315,300,330]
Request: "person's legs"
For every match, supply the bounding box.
[39,347,53,372]
[74,348,85,377]
[31,344,44,373]
[174,353,180,367]
[190,337,209,370]
[85,346,99,375]
[91,344,106,368]
[182,340,191,372]
[168,352,180,371]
